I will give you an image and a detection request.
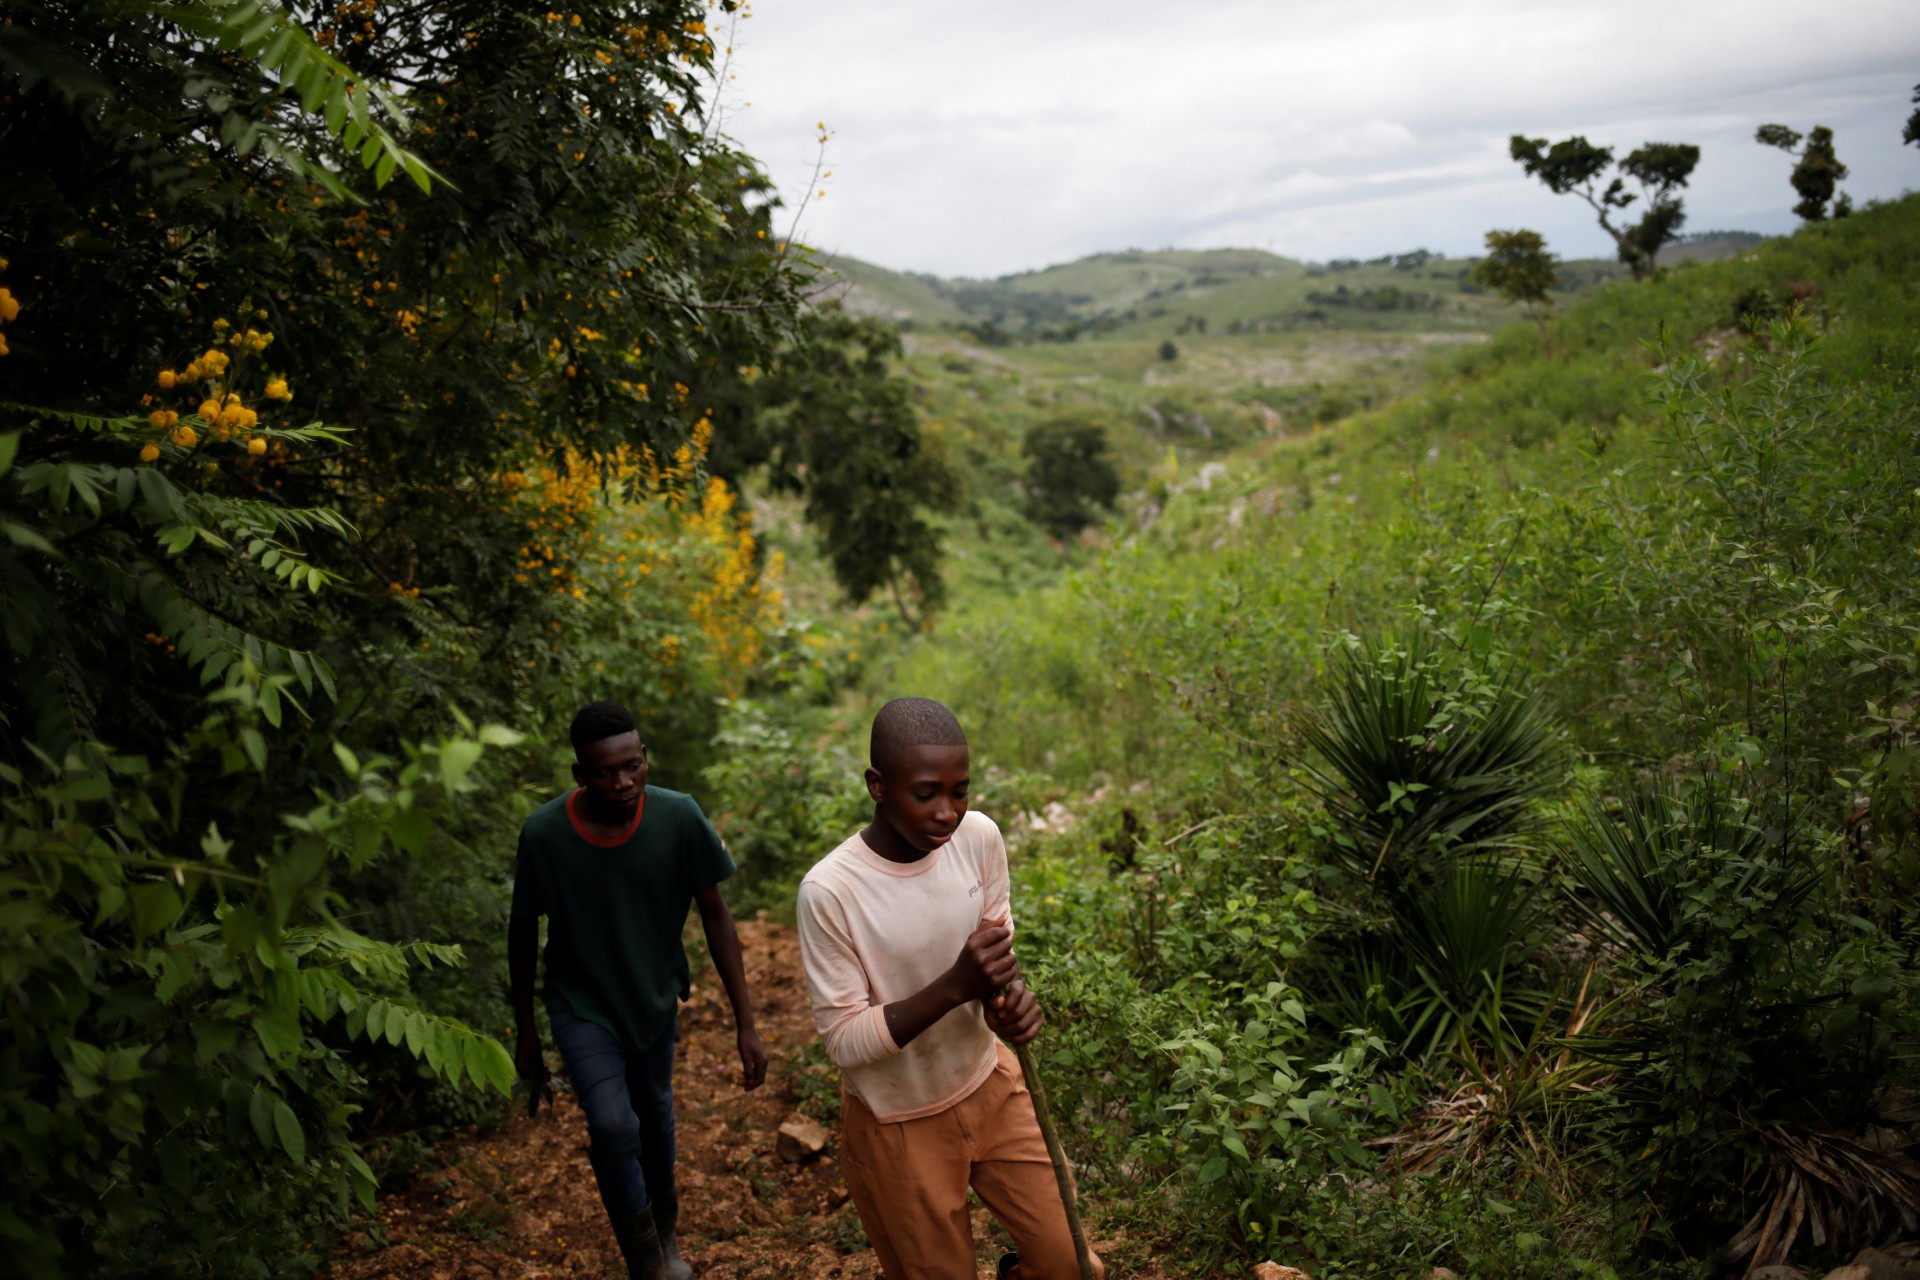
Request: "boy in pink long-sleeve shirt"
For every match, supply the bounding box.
[796,698,1103,1280]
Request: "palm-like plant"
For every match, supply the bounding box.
[1305,631,1566,1070]
[1301,630,1564,893]
[1559,782,1818,960]
[1556,782,1919,1273]
[1395,861,1550,1061]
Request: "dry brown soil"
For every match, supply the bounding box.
[325,918,1145,1280]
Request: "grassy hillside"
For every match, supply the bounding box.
[730,198,1920,1278]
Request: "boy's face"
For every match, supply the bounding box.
[572,731,648,816]
[867,743,970,855]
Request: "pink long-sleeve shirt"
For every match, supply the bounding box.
[794,810,1012,1123]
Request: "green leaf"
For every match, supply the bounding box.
[0,431,18,475]
[422,1022,447,1076]
[155,948,198,1003]
[403,1009,427,1058]
[240,727,268,773]
[254,1009,303,1063]
[388,806,432,853]
[465,1036,516,1095]
[129,883,184,939]
[439,740,483,792]
[345,1149,378,1212]
[2,520,58,554]
[248,1087,276,1150]
[272,1098,306,1163]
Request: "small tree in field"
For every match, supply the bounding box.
[1509,134,1700,278]
[1022,418,1122,539]
[1903,83,1920,151]
[1474,229,1560,357]
[1756,124,1852,220]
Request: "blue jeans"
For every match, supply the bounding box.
[548,1004,677,1219]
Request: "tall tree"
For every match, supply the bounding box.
[1508,134,1700,279]
[746,308,959,632]
[1473,228,1560,357]
[1756,124,1852,220]
[1904,83,1920,151]
[1022,417,1121,539]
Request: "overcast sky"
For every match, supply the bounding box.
[712,0,1920,278]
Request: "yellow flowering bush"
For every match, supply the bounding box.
[0,258,20,357]
[502,415,784,705]
[141,314,295,462]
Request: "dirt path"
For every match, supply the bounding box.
[327,918,1132,1280]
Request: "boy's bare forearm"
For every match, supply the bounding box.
[693,886,756,1031]
[884,915,1017,1049]
[507,915,540,1035]
[881,971,967,1049]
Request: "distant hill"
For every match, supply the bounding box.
[812,235,1766,341]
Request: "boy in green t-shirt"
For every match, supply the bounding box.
[509,701,766,1280]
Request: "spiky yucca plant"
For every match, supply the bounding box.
[1560,783,1917,1272]
[1301,629,1564,894]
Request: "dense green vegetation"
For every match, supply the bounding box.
[845,197,1919,1276]
[753,199,1920,1276]
[6,7,1916,1277]
[0,3,931,1274]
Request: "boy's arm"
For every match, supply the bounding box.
[507,915,547,1085]
[693,886,767,1090]
[883,915,1019,1049]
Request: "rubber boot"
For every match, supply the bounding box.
[650,1174,694,1280]
[607,1205,668,1280]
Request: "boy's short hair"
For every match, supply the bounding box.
[570,701,638,754]
[870,697,967,773]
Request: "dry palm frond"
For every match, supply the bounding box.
[1369,967,1609,1177]
[1727,1125,1920,1276]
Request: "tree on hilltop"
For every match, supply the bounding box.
[1756,124,1852,220]
[1474,229,1560,357]
[1508,134,1700,278]
[1904,83,1920,150]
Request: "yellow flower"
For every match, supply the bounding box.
[265,377,291,401]
[171,424,198,448]
[0,288,19,323]
[198,398,221,420]
[248,437,267,456]
[140,442,161,463]
[157,369,177,389]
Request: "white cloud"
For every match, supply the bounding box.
[714,0,1920,276]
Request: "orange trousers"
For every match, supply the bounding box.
[840,1042,1105,1280]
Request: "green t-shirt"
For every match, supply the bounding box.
[510,785,736,1051]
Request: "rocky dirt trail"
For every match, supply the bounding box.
[326,918,1143,1280]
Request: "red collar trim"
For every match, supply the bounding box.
[566,788,646,847]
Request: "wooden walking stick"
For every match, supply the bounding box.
[1005,987,1097,1280]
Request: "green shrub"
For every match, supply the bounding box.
[0,700,520,1278]
[700,699,868,915]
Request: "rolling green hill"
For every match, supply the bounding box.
[816,233,1764,340]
